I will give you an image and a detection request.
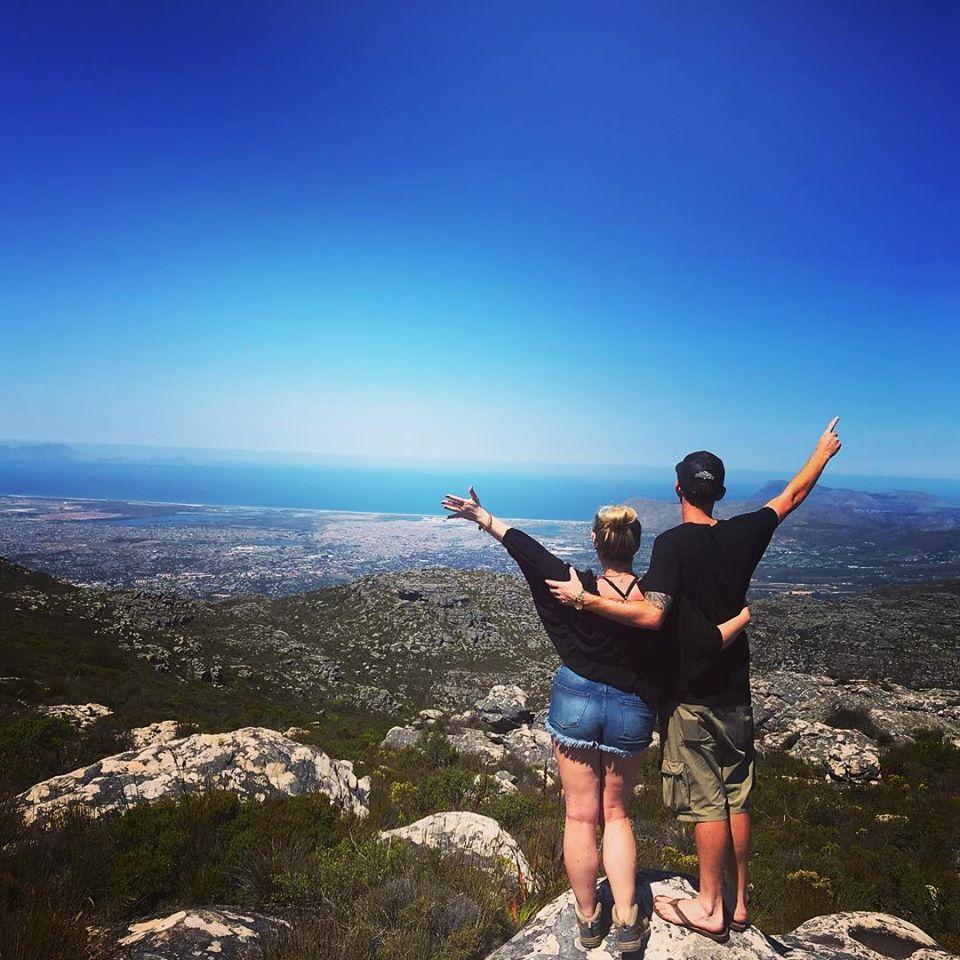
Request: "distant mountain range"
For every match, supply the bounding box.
[0,443,79,464]
[0,442,188,466]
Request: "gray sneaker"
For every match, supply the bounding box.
[613,903,650,953]
[574,901,604,948]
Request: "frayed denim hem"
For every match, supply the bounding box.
[544,721,647,759]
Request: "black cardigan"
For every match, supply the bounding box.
[503,527,721,704]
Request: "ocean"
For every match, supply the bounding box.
[1,459,958,519]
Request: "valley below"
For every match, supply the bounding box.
[2,487,960,960]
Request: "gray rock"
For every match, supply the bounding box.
[418,708,444,728]
[752,670,960,747]
[485,872,781,959]
[485,878,956,960]
[19,726,370,826]
[476,684,534,732]
[473,771,518,796]
[380,812,536,890]
[380,725,425,750]
[448,728,507,765]
[780,910,957,959]
[113,907,288,959]
[502,725,557,775]
[762,719,881,782]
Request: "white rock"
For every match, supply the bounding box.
[129,721,180,750]
[485,872,779,959]
[782,910,955,959]
[381,811,536,889]
[18,726,370,826]
[40,703,113,729]
[484,877,954,960]
[115,907,288,959]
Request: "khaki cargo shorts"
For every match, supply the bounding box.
[660,702,755,823]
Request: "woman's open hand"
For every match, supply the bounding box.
[441,486,489,525]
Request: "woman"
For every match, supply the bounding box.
[442,487,750,951]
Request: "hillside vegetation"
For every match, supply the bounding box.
[1,558,959,958]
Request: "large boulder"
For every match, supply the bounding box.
[476,685,534,732]
[380,811,536,890]
[484,874,956,960]
[113,908,288,959]
[18,726,371,826]
[778,911,956,959]
[485,872,780,959]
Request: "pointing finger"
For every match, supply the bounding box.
[826,416,840,433]
[469,485,479,503]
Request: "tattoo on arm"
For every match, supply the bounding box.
[645,591,674,613]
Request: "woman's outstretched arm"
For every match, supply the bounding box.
[441,486,511,542]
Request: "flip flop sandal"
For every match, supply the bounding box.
[730,919,751,933]
[653,897,730,944]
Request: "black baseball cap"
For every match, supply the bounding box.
[676,451,726,501]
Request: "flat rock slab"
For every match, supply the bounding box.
[112,908,288,958]
[19,726,371,826]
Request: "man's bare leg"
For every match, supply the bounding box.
[729,812,750,924]
[655,818,730,933]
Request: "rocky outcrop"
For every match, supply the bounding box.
[753,670,960,782]
[485,872,781,959]
[380,812,536,890]
[40,702,113,728]
[113,908,288,959]
[484,873,958,959]
[778,911,957,959]
[753,671,960,747]
[128,720,180,750]
[19,726,371,826]
[476,684,534,732]
[763,720,882,783]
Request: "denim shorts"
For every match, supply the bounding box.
[545,665,655,758]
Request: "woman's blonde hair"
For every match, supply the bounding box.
[592,504,641,561]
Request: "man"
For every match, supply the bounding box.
[547,418,842,941]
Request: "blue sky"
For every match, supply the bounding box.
[2,2,957,478]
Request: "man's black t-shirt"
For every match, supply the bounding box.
[502,527,721,704]
[642,507,779,706]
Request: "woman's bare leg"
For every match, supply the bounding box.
[553,742,603,915]
[600,751,646,916]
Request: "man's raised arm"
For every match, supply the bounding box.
[765,417,843,521]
